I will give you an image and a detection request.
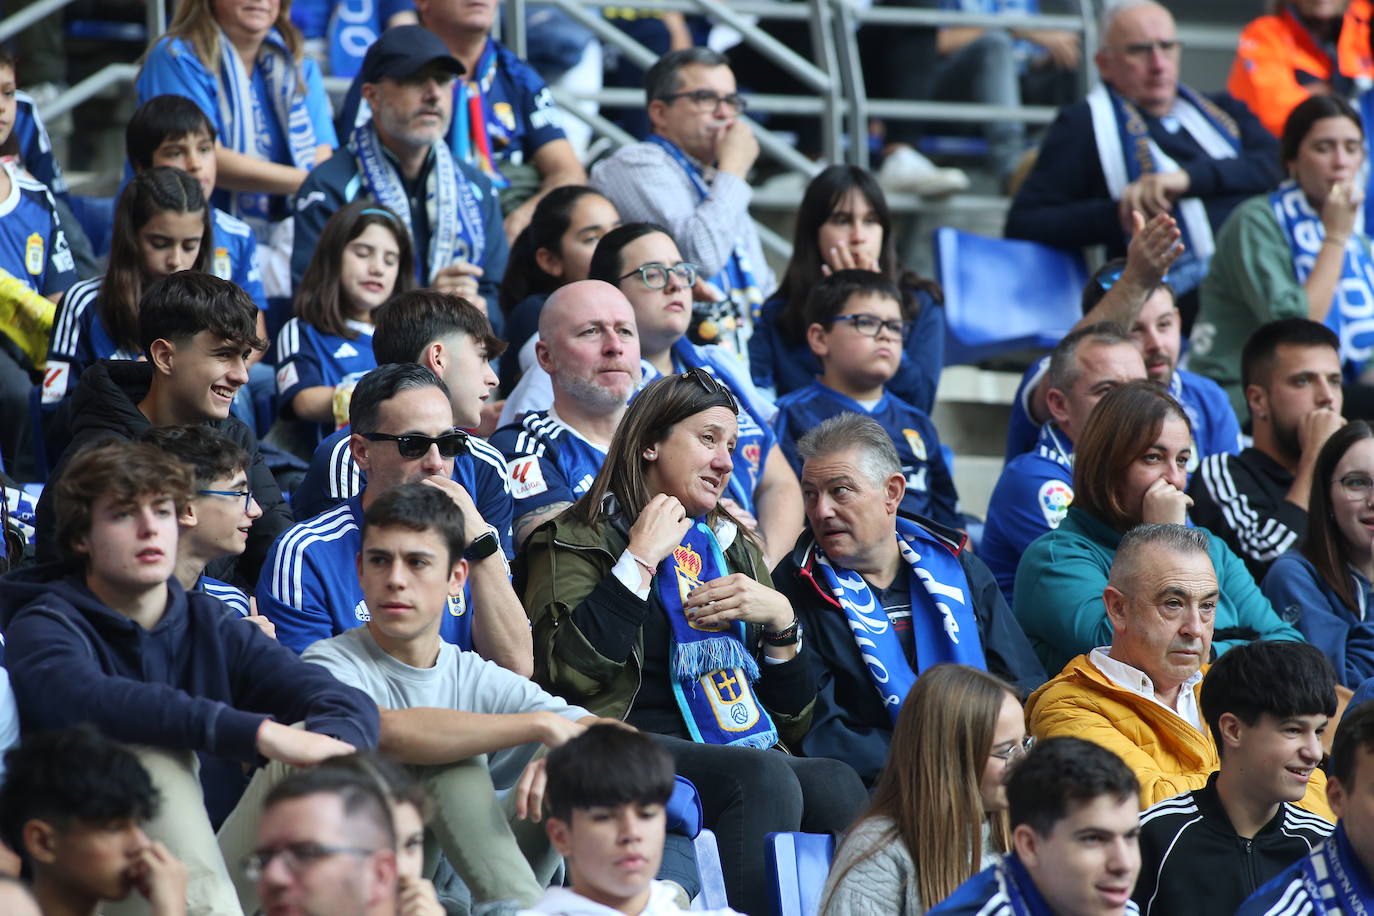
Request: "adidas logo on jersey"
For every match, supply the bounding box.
[334,342,360,359]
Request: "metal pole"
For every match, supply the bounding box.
[806,0,844,164]
[0,0,73,44]
[146,0,167,43]
[828,0,870,169]
[38,64,140,120]
[507,0,528,62]
[690,0,831,92]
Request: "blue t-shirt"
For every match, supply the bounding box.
[136,36,338,220]
[257,497,474,653]
[773,380,960,529]
[196,574,252,618]
[12,91,68,199]
[980,424,1075,604]
[334,36,566,181]
[291,426,515,559]
[1004,357,1243,469]
[274,318,377,447]
[748,289,945,415]
[489,409,608,518]
[0,162,77,298]
[211,208,268,311]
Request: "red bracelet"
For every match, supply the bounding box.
[628,552,657,577]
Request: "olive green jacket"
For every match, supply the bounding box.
[515,509,816,748]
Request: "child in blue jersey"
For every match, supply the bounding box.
[126,95,271,319]
[275,200,415,454]
[773,270,961,530]
[45,168,213,409]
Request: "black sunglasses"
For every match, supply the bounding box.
[362,430,469,459]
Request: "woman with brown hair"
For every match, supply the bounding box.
[1012,380,1302,674]
[820,664,1027,916]
[1262,420,1374,687]
[134,0,336,231]
[518,370,866,916]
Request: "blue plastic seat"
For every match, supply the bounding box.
[66,196,116,261]
[934,227,1088,366]
[765,831,835,916]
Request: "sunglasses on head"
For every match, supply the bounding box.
[361,430,469,459]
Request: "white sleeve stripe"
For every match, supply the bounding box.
[269,506,356,608]
[327,437,360,498]
[52,278,99,355]
[1201,455,1299,561]
[1143,815,1203,916]
[277,319,301,361]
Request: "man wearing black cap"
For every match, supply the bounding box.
[291,25,508,329]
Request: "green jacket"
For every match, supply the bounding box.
[1011,507,1304,673]
[515,509,816,749]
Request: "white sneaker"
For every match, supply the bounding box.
[877,145,970,198]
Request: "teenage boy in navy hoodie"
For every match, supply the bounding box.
[0,439,379,915]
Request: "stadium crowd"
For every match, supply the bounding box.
[8,0,1374,913]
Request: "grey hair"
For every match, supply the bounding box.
[796,413,902,489]
[1108,523,1211,589]
[1045,321,1133,394]
[645,48,732,105]
[1099,0,1168,46]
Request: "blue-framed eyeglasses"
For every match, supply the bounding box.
[197,488,254,512]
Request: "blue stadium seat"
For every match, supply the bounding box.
[765,831,835,916]
[934,227,1088,366]
[66,196,116,261]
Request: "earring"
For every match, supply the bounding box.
[643,449,657,460]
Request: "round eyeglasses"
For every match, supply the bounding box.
[618,262,699,290]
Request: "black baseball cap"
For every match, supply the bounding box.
[359,25,466,83]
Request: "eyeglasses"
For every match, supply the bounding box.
[197,488,254,512]
[830,313,914,342]
[659,89,747,114]
[1117,38,1182,58]
[619,262,698,290]
[241,842,378,881]
[989,735,1035,763]
[1339,473,1374,501]
[362,430,469,459]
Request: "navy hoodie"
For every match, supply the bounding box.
[0,565,379,760]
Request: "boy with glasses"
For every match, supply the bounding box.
[259,362,534,675]
[772,270,960,529]
[1133,640,1336,915]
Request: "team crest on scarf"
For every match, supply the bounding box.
[672,543,726,632]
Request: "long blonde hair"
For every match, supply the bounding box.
[825,665,1016,911]
[159,0,305,80]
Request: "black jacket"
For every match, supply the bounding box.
[1134,771,1333,916]
[1188,448,1305,583]
[0,564,379,758]
[34,360,293,586]
[1005,91,1281,256]
[770,515,1046,786]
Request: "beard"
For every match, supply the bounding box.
[556,368,631,413]
[1274,419,1303,464]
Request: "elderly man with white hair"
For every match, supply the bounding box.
[1005,0,1281,296]
[770,412,1045,787]
[491,280,643,547]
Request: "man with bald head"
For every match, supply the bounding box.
[1006,0,1280,296]
[492,280,642,546]
[1025,524,1333,819]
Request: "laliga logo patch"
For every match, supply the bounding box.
[742,442,761,472]
[1038,480,1073,528]
[213,247,230,280]
[24,233,44,275]
[507,456,548,498]
[902,428,927,461]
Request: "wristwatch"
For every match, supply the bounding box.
[464,528,501,561]
[761,617,803,647]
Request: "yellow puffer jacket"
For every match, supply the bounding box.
[1026,655,1333,822]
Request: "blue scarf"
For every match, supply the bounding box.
[813,516,984,723]
[1360,90,1374,238]
[1088,83,1240,260]
[449,40,509,188]
[350,121,486,285]
[326,0,383,80]
[1298,824,1374,915]
[639,340,775,516]
[646,134,764,320]
[217,26,318,224]
[1272,179,1374,377]
[656,520,778,749]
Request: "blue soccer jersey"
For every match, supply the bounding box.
[257,497,474,653]
[196,574,251,617]
[291,427,515,559]
[43,277,141,407]
[0,161,76,298]
[773,380,960,530]
[335,37,566,184]
[489,410,608,519]
[980,424,1075,604]
[211,209,268,311]
[274,318,378,447]
[12,92,68,199]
